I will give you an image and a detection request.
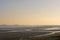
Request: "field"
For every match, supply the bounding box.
[0,25,60,40]
[0,31,55,40]
[0,31,59,40]
[19,32,60,40]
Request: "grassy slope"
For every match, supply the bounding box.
[30,32,60,40]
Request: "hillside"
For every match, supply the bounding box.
[30,32,60,40]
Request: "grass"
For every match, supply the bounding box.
[30,32,60,40]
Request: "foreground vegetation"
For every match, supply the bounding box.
[0,32,60,40]
[30,32,60,40]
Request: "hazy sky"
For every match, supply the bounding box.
[0,0,60,25]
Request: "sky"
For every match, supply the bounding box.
[0,0,60,25]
